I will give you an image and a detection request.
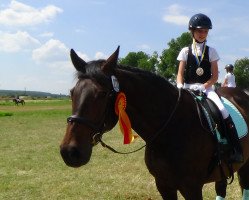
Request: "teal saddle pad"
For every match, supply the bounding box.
[216,97,248,142]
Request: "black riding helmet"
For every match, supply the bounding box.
[189,13,212,30]
[225,64,234,69]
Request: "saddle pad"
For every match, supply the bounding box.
[199,96,248,143]
[221,97,248,139]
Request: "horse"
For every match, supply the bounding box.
[13,98,25,106]
[60,46,249,199]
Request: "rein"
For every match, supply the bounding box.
[147,88,182,144]
[97,88,182,154]
[67,78,182,154]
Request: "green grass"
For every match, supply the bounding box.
[0,111,13,117]
[0,100,242,199]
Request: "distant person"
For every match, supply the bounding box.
[222,64,236,88]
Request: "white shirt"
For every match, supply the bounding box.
[177,42,220,62]
[177,42,220,90]
[225,72,236,87]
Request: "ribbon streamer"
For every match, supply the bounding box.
[115,92,134,144]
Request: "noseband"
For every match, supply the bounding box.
[67,115,101,131]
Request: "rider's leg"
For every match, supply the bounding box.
[205,88,243,163]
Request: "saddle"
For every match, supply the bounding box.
[189,91,235,181]
[194,92,229,146]
[189,90,248,182]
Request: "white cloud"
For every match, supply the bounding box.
[32,39,91,71]
[0,31,40,52]
[0,0,63,26]
[32,39,68,64]
[76,51,90,62]
[95,52,107,59]
[163,4,189,26]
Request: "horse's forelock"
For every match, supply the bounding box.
[75,60,105,78]
[75,59,112,88]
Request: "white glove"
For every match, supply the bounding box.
[189,84,205,92]
[177,83,183,89]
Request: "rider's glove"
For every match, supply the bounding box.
[177,83,183,89]
[189,84,205,92]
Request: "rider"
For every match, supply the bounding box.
[176,13,243,163]
[222,64,236,88]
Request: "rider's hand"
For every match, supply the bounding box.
[177,83,183,89]
[189,84,205,92]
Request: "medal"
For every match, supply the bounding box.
[196,67,204,76]
[193,39,206,76]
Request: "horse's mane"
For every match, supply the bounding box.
[75,59,174,89]
[117,64,169,84]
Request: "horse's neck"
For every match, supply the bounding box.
[116,69,179,141]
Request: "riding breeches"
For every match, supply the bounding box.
[204,87,229,119]
[184,84,229,119]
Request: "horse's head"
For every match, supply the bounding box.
[60,47,119,167]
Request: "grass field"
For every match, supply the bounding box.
[0,99,242,199]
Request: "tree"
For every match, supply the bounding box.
[234,58,249,89]
[158,32,192,79]
[119,32,192,79]
[119,51,158,72]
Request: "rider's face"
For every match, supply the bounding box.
[193,29,209,42]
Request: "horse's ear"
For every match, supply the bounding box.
[70,49,87,73]
[101,46,120,74]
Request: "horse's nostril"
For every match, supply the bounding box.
[60,146,80,161]
[68,146,81,160]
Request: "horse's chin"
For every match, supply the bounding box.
[60,145,92,168]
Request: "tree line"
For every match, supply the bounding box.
[119,32,249,89]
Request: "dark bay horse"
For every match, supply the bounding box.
[60,47,249,199]
[13,98,25,106]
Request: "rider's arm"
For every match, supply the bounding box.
[177,60,186,86]
[204,60,218,89]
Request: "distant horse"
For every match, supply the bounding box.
[60,47,249,199]
[13,98,25,106]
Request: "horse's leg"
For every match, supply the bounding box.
[238,161,249,200]
[154,179,177,200]
[215,180,227,199]
[179,184,203,200]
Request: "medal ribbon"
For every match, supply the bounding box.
[193,39,206,67]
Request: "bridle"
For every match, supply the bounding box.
[66,75,182,154]
[67,89,116,146]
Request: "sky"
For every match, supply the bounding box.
[1,0,249,95]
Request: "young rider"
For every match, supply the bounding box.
[176,13,243,163]
[222,64,236,88]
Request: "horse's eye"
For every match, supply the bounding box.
[70,88,75,100]
[70,88,74,96]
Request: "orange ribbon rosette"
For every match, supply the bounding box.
[115,92,135,144]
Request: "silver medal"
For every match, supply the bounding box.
[196,67,204,76]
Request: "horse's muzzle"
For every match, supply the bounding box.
[60,145,92,167]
